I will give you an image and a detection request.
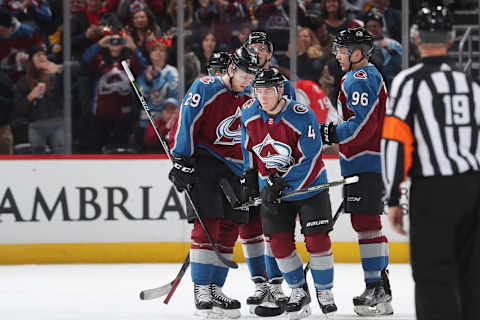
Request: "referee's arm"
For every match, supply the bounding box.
[381,76,415,235]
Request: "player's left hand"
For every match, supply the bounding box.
[320,122,338,145]
[261,172,289,209]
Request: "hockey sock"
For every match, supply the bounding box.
[239,216,266,279]
[211,219,238,287]
[351,215,389,284]
[270,232,304,288]
[305,233,334,290]
[265,237,283,280]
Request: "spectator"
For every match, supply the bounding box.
[124,6,161,58]
[0,8,43,82]
[106,0,165,24]
[138,38,178,108]
[82,34,146,152]
[209,0,252,50]
[143,97,178,153]
[14,45,65,154]
[47,0,86,62]
[71,0,107,60]
[165,0,194,31]
[1,0,52,32]
[296,26,327,81]
[0,70,14,154]
[255,0,291,52]
[319,0,361,36]
[230,23,251,50]
[193,0,218,31]
[362,0,401,42]
[184,51,202,89]
[364,8,401,88]
[193,30,217,75]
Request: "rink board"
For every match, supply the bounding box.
[0,155,410,264]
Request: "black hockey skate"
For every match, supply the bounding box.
[193,284,217,319]
[316,289,337,319]
[210,284,241,319]
[285,283,311,320]
[247,277,269,306]
[353,270,393,316]
[268,277,289,307]
[251,278,288,317]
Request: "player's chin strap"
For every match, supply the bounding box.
[260,93,285,116]
[228,67,241,96]
[348,47,368,71]
[349,54,365,71]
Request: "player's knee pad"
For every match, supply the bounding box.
[191,217,220,245]
[351,214,382,232]
[239,214,263,240]
[216,219,239,250]
[304,232,331,254]
[269,232,295,259]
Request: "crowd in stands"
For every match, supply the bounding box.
[0,0,468,155]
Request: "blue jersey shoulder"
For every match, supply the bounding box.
[284,99,316,131]
[344,64,382,93]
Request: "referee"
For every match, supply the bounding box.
[381,3,480,320]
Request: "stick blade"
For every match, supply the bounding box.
[140,283,173,300]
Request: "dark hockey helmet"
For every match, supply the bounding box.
[416,2,453,32]
[332,27,374,58]
[412,2,454,44]
[206,51,230,76]
[252,67,284,89]
[230,46,262,75]
[246,31,274,53]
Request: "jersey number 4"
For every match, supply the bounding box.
[308,125,316,140]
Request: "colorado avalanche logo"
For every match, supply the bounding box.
[215,107,242,145]
[353,70,367,79]
[252,134,294,171]
[293,104,308,114]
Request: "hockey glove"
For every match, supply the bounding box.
[261,172,289,209]
[320,122,338,145]
[168,156,195,192]
[239,168,260,203]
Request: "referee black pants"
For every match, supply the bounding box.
[409,172,480,320]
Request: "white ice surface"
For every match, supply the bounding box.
[0,263,415,320]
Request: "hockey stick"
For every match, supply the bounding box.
[139,254,190,302]
[122,61,238,270]
[220,176,358,210]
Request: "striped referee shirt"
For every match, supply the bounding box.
[381,56,480,205]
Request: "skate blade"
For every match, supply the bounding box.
[194,309,223,319]
[321,310,336,319]
[212,306,241,319]
[353,302,394,317]
[287,304,311,320]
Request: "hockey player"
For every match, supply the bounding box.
[240,31,293,312]
[245,31,296,100]
[206,52,230,77]
[320,27,393,316]
[241,67,337,320]
[168,46,261,319]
